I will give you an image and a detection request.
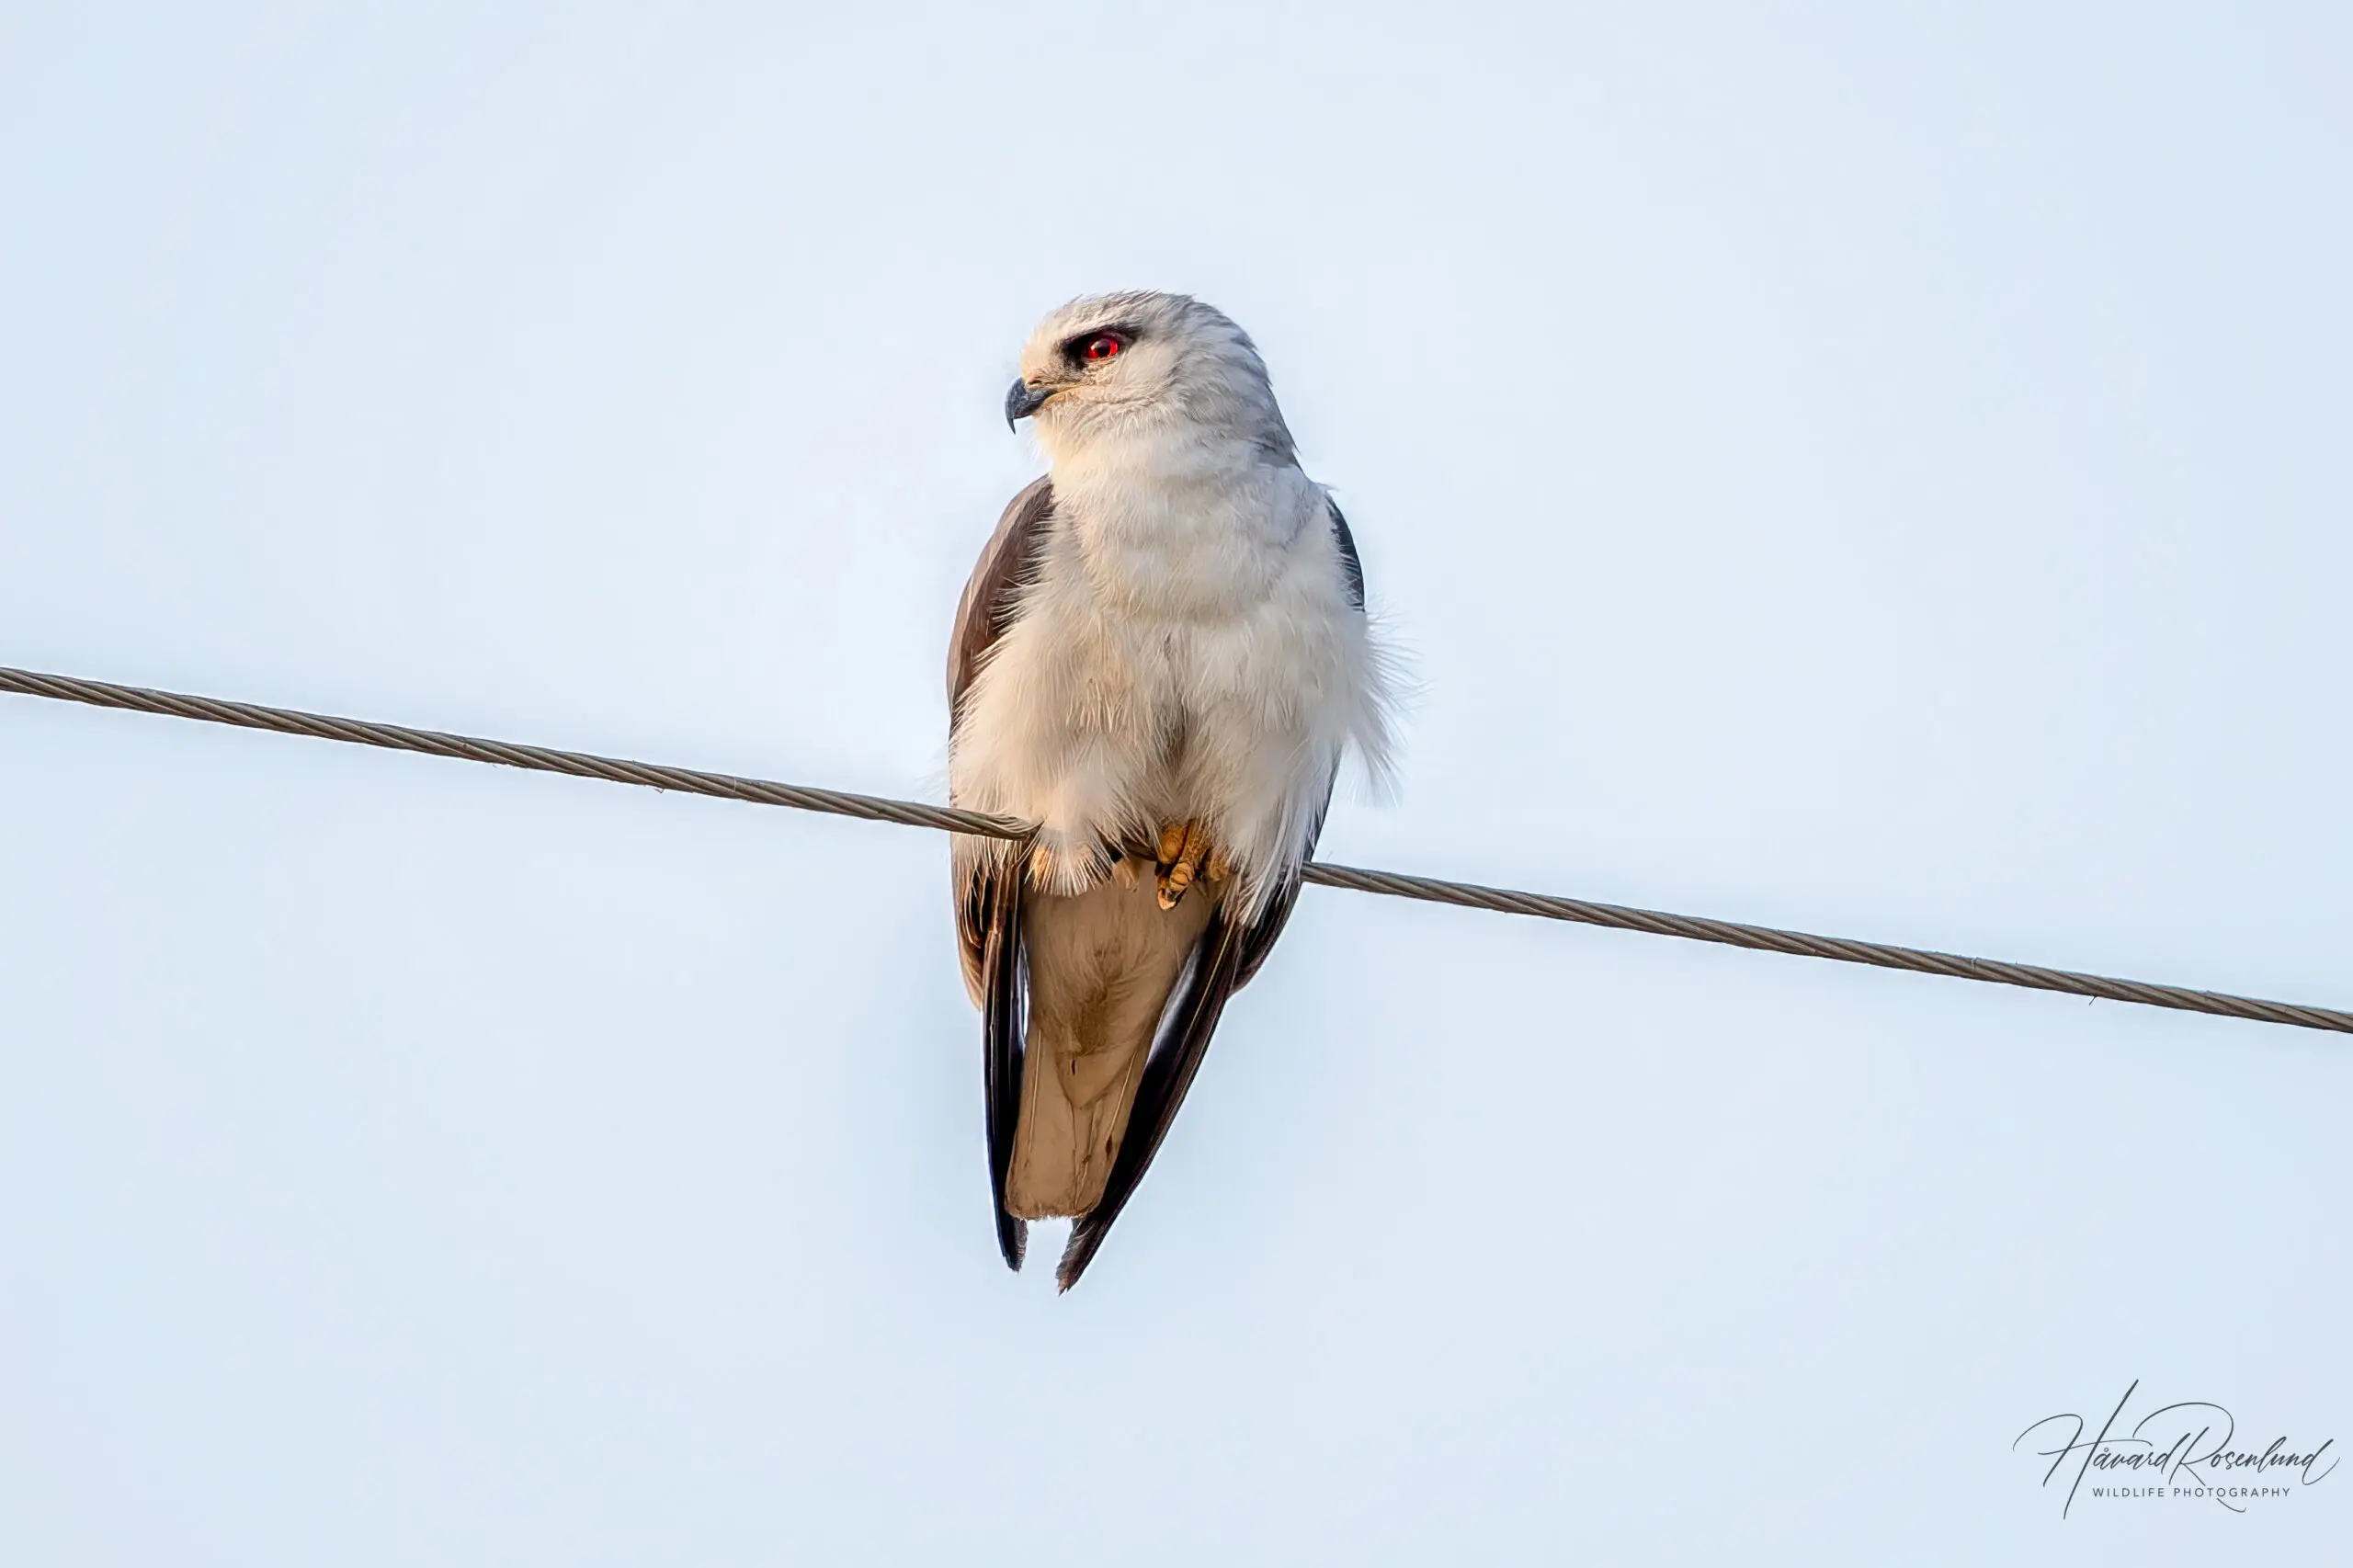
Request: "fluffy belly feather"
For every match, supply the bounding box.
[949,578,1350,917]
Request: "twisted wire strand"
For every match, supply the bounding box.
[0,665,1030,839]
[5,665,2346,1037]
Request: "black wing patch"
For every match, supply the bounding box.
[1327,498,1365,610]
[976,858,1028,1270]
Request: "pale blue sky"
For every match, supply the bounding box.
[2,4,2347,1561]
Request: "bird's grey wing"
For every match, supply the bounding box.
[1233,810,1324,990]
[948,475,1055,717]
[949,476,1053,1000]
[950,477,1054,1270]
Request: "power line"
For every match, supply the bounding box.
[4,664,2345,1037]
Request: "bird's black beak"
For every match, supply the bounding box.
[1004,378,1053,431]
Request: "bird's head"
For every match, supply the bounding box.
[1005,291,1294,463]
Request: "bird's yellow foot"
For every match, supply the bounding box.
[1155,820,1214,909]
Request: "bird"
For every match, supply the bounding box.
[947,291,1396,1290]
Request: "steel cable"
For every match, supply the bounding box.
[5,665,2345,1036]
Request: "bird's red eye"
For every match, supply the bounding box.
[1084,334,1124,361]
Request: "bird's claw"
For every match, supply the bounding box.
[1029,832,1224,905]
[1154,820,1216,909]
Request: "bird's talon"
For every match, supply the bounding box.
[1154,820,1213,909]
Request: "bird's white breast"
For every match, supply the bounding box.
[950,435,1386,915]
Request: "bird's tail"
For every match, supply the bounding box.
[1004,872,1217,1221]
